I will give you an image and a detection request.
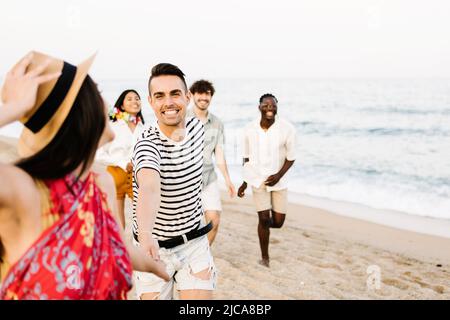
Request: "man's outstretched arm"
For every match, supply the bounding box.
[136,168,161,260]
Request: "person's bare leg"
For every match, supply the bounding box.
[205,210,220,245]
[179,289,213,300]
[271,211,286,229]
[257,210,272,267]
[117,198,126,229]
[178,268,214,299]
[140,292,160,300]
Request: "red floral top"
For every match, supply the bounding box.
[0,172,133,300]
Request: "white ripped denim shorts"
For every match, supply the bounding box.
[133,234,217,300]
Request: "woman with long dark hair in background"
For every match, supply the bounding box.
[96,89,145,229]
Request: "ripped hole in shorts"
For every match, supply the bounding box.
[188,255,217,289]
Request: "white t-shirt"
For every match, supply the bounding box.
[243,117,297,191]
[96,119,145,171]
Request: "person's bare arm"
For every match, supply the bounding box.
[214,145,235,197]
[0,165,17,211]
[94,168,169,281]
[0,164,38,216]
[264,159,295,187]
[0,164,41,264]
[237,157,249,198]
[135,168,161,260]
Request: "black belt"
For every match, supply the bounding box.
[158,222,213,249]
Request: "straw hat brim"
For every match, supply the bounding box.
[17,53,96,158]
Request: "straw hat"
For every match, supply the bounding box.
[15,51,96,157]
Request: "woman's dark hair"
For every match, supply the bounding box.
[110,89,145,124]
[14,75,106,181]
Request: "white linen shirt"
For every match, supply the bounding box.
[243,116,297,191]
[96,119,145,171]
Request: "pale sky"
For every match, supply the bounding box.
[0,0,449,79]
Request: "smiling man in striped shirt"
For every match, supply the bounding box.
[131,63,216,300]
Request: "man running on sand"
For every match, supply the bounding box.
[238,93,297,268]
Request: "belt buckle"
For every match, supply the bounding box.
[181,234,188,244]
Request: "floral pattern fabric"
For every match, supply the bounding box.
[0,173,133,300]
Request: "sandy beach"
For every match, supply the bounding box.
[212,193,450,299]
[1,135,450,299]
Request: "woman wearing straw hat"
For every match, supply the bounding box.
[0,52,169,299]
[96,89,145,229]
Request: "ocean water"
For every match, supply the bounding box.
[212,78,450,221]
[2,78,450,221]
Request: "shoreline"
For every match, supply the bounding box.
[216,178,450,240]
[288,191,450,239]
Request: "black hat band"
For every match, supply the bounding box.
[24,62,77,133]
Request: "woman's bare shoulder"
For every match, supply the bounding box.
[0,163,39,212]
[91,164,116,206]
[91,164,114,190]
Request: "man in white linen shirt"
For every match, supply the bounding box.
[237,93,297,268]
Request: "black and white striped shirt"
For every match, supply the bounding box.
[131,117,204,241]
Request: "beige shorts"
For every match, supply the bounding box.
[202,180,222,212]
[251,186,288,213]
